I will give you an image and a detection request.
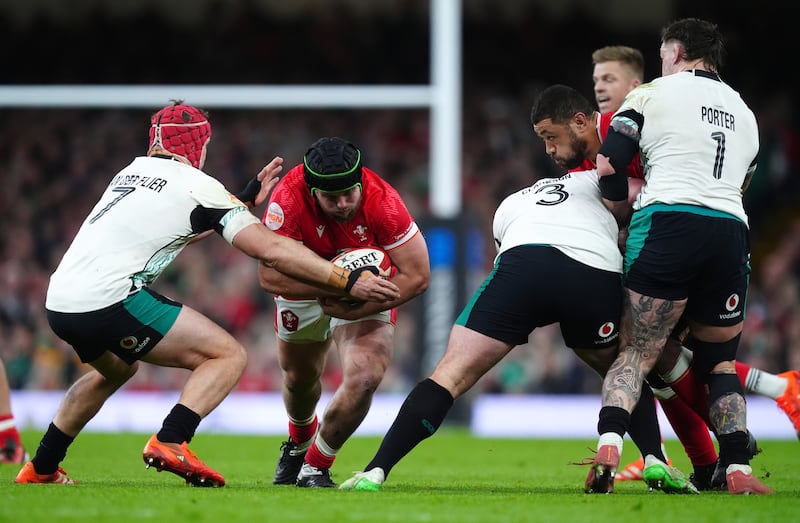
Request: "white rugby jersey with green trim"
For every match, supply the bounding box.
[492,169,622,273]
[614,70,758,225]
[46,156,260,312]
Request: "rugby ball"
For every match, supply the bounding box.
[331,247,393,278]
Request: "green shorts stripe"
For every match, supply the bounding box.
[455,261,499,327]
[122,288,180,336]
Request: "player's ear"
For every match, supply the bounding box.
[573,111,590,130]
[667,40,685,65]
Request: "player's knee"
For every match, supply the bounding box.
[283,367,321,391]
[198,337,248,376]
[106,361,139,388]
[213,335,247,367]
[228,343,248,373]
[706,372,744,406]
[94,353,139,386]
[687,333,741,375]
[344,365,386,395]
[343,349,391,391]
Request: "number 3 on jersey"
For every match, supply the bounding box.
[534,183,568,206]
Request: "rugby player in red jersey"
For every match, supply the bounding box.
[259,137,430,488]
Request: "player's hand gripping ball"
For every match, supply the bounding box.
[331,247,394,306]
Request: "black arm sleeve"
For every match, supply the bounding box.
[598,109,643,201]
[190,205,230,235]
[235,177,261,206]
[598,167,629,201]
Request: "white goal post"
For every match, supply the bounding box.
[0,0,462,219]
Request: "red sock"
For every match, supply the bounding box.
[734,361,751,388]
[288,416,318,445]
[665,367,712,426]
[305,441,335,470]
[0,414,22,445]
[658,396,717,466]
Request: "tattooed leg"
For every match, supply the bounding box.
[602,290,687,413]
[707,369,747,435]
[706,369,751,468]
[709,385,747,434]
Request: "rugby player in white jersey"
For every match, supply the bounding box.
[338,85,696,493]
[591,45,800,491]
[15,102,399,487]
[590,18,772,495]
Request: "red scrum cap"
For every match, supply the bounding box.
[148,102,211,169]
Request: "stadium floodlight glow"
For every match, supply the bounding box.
[0,0,462,219]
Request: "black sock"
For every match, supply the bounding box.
[597,406,630,439]
[31,423,74,474]
[626,386,666,461]
[645,370,668,390]
[718,431,750,467]
[364,378,454,478]
[157,404,201,444]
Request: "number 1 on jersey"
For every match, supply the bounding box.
[711,131,726,179]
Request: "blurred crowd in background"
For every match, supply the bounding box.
[1,0,798,397]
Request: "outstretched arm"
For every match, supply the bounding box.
[258,253,342,299]
[189,157,285,245]
[233,222,400,303]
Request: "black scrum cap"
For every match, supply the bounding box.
[303,137,363,194]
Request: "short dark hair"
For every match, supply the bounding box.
[530,85,595,127]
[661,18,726,72]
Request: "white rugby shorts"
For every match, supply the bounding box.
[273,296,393,342]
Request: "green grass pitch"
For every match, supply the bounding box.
[2,430,798,523]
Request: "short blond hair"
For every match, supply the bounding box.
[591,46,645,82]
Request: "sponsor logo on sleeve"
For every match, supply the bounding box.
[266,202,284,230]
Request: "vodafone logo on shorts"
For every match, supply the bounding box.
[119,335,151,353]
[719,293,743,320]
[120,336,138,350]
[598,322,616,338]
[725,293,740,311]
[265,202,284,230]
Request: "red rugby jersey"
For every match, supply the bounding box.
[571,112,644,179]
[263,164,418,260]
